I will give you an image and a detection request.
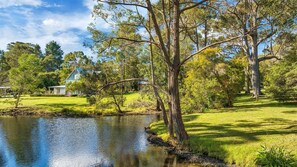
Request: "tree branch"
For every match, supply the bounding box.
[180,0,208,14]
[179,34,243,67]
[258,55,281,62]
[257,30,277,46]
[98,78,144,92]
[98,0,148,9]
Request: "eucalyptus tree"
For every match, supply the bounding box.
[43,41,64,72]
[219,0,297,99]
[90,0,252,143]
[4,42,40,68]
[0,50,9,86]
[9,54,43,108]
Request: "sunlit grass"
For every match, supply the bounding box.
[150,95,297,166]
[0,92,150,114]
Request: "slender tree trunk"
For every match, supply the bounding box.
[15,92,22,108]
[204,19,208,47]
[156,100,161,111]
[167,70,174,138]
[112,94,122,113]
[170,0,188,142]
[244,65,250,94]
[149,12,168,126]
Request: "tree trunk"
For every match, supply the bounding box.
[168,69,188,142]
[149,12,168,126]
[112,94,122,113]
[244,65,250,94]
[250,23,261,100]
[156,100,161,111]
[167,70,174,138]
[15,92,21,108]
[170,0,188,142]
[250,57,260,99]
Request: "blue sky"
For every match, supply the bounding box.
[0,0,112,57]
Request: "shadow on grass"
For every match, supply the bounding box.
[282,110,297,114]
[180,114,297,162]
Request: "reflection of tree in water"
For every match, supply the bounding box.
[95,116,175,167]
[1,117,38,166]
[0,153,4,166]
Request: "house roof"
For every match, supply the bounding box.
[48,85,66,88]
[65,67,84,82]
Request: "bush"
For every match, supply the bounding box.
[255,145,296,167]
[126,98,154,109]
[265,62,297,102]
[181,48,244,113]
[87,95,96,105]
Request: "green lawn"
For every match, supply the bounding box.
[150,95,297,166]
[0,92,149,114]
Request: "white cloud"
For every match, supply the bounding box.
[42,13,93,33]
[0,0,42,8]
[0,0,114,58]
[83,0,96,11]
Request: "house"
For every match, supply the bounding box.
[48,68,84,96]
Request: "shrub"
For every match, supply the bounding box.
[86,95,96,105]
[181,48,244,113]
[255,145,296,167]
[265,62,297,102]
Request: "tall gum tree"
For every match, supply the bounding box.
[90,0,254,143]
[219,0,297,99]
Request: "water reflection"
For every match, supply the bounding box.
[0,116,197,167]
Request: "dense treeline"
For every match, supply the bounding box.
[0,0,296,144]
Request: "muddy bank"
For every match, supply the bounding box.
[0,107,160,118]
[145,127,232,167]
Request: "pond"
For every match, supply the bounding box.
[0,116,198,167]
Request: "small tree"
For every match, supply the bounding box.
[9,54,43,108]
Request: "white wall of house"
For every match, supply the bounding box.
[54,87,66,95]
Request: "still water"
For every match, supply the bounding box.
[0,116,197,167]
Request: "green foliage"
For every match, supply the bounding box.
[255,146,296,167]
[265,63,297,102]
[9,54,43,93]
[43,41,64,72]
[4,42,40,68]
[0,50,9,85]
[94,88,126,113]
[265,51,297,102]
[8,54,43,107]
[39,71,60,88]
[182,48,244,113]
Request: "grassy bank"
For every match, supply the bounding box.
[0,92,154,115]
[150,95,297,166]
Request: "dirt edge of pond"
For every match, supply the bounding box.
[145,126,235,167]
[0,107,160,118]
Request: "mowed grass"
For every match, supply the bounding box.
[0,92,146,114]
[150,95,297,166]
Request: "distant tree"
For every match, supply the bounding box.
[34,44,43,58]
[43,41,64,72]
[220,0,297,99]
[265,36,297,101]
[0,50,10,86]
[4,42,39,68]
[9,54,43,108]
